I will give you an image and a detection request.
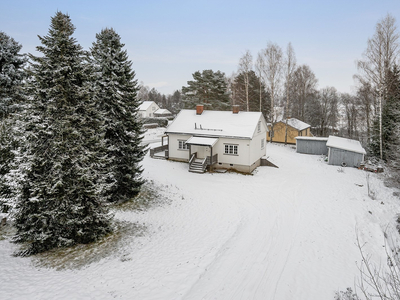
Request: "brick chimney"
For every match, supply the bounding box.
[232,105,240,114]
[196,105,204,115]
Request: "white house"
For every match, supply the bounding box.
[163,105,267,173]
[139,101,160,118]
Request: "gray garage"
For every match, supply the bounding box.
[295,137,329,155]
[326,136,366,167]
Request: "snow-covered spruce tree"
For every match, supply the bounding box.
[13,12,112,255]
[90,28,145,203]
[182,70,231,110]
[0,32,27,213]
[0,31,27,119]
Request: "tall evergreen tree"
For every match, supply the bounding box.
[232,70,270,118]
[169,89,182,114]
[182,69,231,110]
[0,31,27,119]
[13,12,112,255]
[90,28,145,203]
[0,32,27,213]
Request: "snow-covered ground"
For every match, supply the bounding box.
[1,139,399,300]
[141,127,166,145]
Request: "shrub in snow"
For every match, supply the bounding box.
[334,288,359,300]
[142,117,168,128]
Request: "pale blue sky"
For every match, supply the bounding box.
[1,0,399,95]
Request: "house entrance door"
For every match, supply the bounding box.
[191,145,209,159]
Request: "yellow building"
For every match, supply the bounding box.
[267,118,312,144]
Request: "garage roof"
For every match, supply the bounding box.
[326,136,366,154]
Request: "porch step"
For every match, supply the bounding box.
[189,161,205,173]
[189,168,205,173]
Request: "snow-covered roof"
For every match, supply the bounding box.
[154,108,171,115]
[326,136,366,154]
[186,136,219,146]
[165,109,264,139]
[139,101,156,111]
[282,118,311,131]
[295,136,328,141]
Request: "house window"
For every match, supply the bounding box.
[257,121,261,133]
[261,138,265,149]
[178,140,188,150]
[224,144,238,155]
[152,106,156,111]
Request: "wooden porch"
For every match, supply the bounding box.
[149,135,169,159]
[150,144,169,159]
[188,152,218,173]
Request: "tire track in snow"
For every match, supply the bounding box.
[181,171,305,300]
[271,182,302,300]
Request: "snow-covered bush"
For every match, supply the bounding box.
[142,117,168,127]
[334,288,359,300]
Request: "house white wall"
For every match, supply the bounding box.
[215,137,250,165]
[249,118,267,165]
[168,133,192,162]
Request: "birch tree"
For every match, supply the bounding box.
[356,13,400,159]
[262,42,283,142]
[355,80,374,140]
[255,51,265,113]
[291,64,318,121]
[231,70,269,115]
[317,87,339,136]
[283,43,296,144]
[238,50,253,111]
[341,93,360,139]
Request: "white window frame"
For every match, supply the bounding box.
[178,140,188,150]
[257,121,261,133]
[261,138,265,149]
[224,144,238,155]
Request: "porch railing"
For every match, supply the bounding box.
[205,153,218,166]
[150,144,168,158]
[200,157,208,172]
[189,152,197,166]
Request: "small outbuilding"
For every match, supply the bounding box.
[326,136,366,168]
[267,118,312,144]
[295,136,329,155]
